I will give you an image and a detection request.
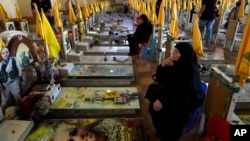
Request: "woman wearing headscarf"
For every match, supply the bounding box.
[146,42,204,141]
[224,1,241,29]
[127,14,153,55]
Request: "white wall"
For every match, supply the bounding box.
[0,0,18,19]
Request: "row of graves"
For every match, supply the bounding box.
[0,10,146,141]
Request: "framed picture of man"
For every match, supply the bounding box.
[59,12,64,22]
[72,25,79,43]
[5,22,15,31]
[20,21,29,32]
[78,21,86,39]
[62,31,71,54]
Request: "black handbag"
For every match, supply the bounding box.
[144,74,163,102]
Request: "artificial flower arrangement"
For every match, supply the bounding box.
[17,93,50,121]
[33,43,62,83]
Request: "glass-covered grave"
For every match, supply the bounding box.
[46,87,140,118]
[25,118,146,141]
[68,64,133,78]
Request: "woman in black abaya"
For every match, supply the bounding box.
[127,14,153,55]
[146,42,204,141]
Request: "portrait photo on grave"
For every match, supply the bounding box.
[5,22,15,31]
[72,25,79,42]
[59,12,64,21]
[62,31,71,54]
[20,21,29,32]
[15,42,33,70]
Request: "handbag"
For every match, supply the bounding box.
[144,73,163,102]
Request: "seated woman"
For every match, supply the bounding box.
[224,1,241,29]
[146,42,204,141]
[127,14,153,55]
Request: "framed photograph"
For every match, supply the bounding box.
[20,21,29,32]
[59,12,64,21]
[72,25,79,43]
[78,21,86,39]
[62,30,71,54]
[5,21,15,31]
[7,35,38,97]
[86,20,90,32]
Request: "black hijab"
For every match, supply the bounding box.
[140,14,149,23]
[156,42,202,97]
[174,42,203,97]
[134,14,153,43]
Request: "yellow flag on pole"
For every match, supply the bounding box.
[234,12,250,86]
[193,15,203,59]
[0,3,9,22]
[0,37,4,60]
[182,0,186,11]
[33,3,44,39]
[53,2,63,31]
[57,0,61,9]
[41,10,61,58]
[0,37,5,51]
[82,5,90,20]
[187,0,192,11]
[69,2,76,25]
[15,3,22,21]
[238,0,245,22]
[169,1,179,39]
[157,1,165,27]
[76,0,83,21]
[223,0,230,10]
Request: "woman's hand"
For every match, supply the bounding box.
[161,57,174,67]
[153,99,162,111]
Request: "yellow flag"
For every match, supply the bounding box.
[238,0,245,22]
[41,10,61,58]
[69,2,76,25]
[0,37,5,51]
[0,37,4,60]
[176,0,180,10]
[76,0,83,21]
[182,0,186,11]
[87,4,92,15]
[187,0,192,11]
[33,3,44,39]
[15,3,22,21]
[196,0,201,12]
[57,0,61,9]
[82,5,90,20]
[157,1,165,27]
[192,15,203,59]
[0,3,9,22]
[218,4,223,18]
[53,2,63,31]
[234,12,250,86]
[96,3,100,13]
[223,0,230,10]
[169,1,179,39]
